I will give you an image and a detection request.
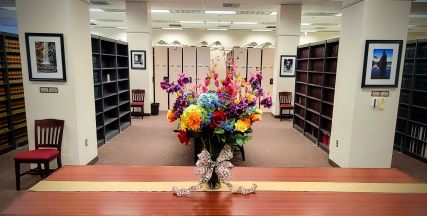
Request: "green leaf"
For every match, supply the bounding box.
[236,138,244,146]
[243,136,252,142]
[214,128,225,134]
[246,128,253,133]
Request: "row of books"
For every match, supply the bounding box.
[296,73,307,83]
[323,89,335,103]
[0,119,7,128]
[327,44,339,57]
[10,86,24,95]
[294,106,305,117]
[309,74,323,85]
[321,119,332,132]
[417,43,427,58]
[11,101,25,108]
[403,62,414,74]
[295,95,306,106]
[311,46,325,58]
[310,60,324,71]
[406,139,427,158]
[405,46,416,59]
[7,63,21,68]
[4,39,19,50]
[307,99,321,113]
[307,112,320,125]
[6,55,21,63]
[297,61,308,71]
[8,71,22,79]
[401,76,412,89]
[324,75,336,88]
[322,105,333,119]
[296,83,307,95]
[297,48,309,59]
[409,123,427,141]
[308,86,322,99]
[325,59,337,72]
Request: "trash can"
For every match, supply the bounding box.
[151,103,160,115]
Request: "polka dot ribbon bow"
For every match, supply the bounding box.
[172,145,257,196]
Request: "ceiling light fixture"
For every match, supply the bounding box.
[410,14,427,18]
[179,21,204,24]
[234,22,257,25]
[207,28,228,31]
[116,27,126,29]
[90,19,97,22]
[252,29,273,32]
[152,9,170,13]
[270,12,277,16]
[301,23,311,26]
[162,27,183,30]
[1,7,16,10]
[206,21,231,24]
[335,13,342,17]
[205,10,236,15]
[304,32,308,36]
[90,8,104,12]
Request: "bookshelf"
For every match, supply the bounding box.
[293,38,339,153]
[0,32,28,155]
[91,35,130,147]
[394,39,427,163]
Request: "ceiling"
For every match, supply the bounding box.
[0,0,426,33]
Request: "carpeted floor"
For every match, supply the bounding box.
[1,112,427,212]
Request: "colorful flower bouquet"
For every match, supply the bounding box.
[161,61,272,194]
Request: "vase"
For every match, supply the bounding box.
[207,166,221,189]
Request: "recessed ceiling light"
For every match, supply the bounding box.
[252,29,273,32]
[90,19,97,22]
[1,7,16,10]
[116,27,126,29]
[234,22,257,25]
[90,8,104,12]
[179,21,204,24]
[301,23,311,26]
[207,28,228,31]
[162,27,183,30]
[410,14,427,18]
[304,32,308,36]
[335,13,342,17]
[205,11,236,15]
[152,9,170,13]
[270,12,277,16]
[206,21,231,24]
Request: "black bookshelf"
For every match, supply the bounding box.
[394,39,427,163]
[293,38,339,153]
[91,35,130,147]
[0,32,28,155]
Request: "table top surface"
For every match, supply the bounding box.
[3,165,427,216]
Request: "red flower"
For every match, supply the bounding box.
[210,111,227,129]
[178,131,190,145]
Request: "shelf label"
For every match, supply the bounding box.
[40,87,58,93]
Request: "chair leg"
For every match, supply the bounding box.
[141,106,144,119]
[44,162,50,178]
[37,163,43,178]
[240,146,245,161]
[15,160,20,191]
[57,156,62,169]
[280,109,283,121]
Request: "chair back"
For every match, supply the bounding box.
[35,119,65,150]
[132,89,145,103]
[279,92,292,104]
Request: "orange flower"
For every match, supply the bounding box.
[167,110,176,122]
[187,111,201,131]
[242,118,251,127]
[251,114,262,122]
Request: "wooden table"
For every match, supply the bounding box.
[3,166,427,215]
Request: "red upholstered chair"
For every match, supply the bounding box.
[131,89,145,119]
[14,119,64,190]
[279,92,294,121]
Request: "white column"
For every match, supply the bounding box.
[329,0,411,168]
[16,0,98,165]
[272,4,301,115]
[126,1,153,113]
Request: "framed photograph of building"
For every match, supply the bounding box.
[131,50,146,69]
[361,40,403,88]
[280,55,296,77]
[25,33,66,81]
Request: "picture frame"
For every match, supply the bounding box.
[131,50,146,69]
[361,40,403,88]
[25,33,66,82]
[280,55,296,77]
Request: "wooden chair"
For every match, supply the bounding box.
[279,92,294,121]
[14,119,64,190]
[131,89,145,119]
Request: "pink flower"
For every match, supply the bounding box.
[202,86,207,93]
[204,78,210,86]
[214,72,219,80]
[214,80,219,87]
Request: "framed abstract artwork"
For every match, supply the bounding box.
[280,55,296,77]
[131,50,146,69]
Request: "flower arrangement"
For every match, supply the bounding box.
[161,61,272,157]
[162,60,271,194]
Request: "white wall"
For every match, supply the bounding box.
[16,0,98,165]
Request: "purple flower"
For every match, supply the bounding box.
[177,73,191,86]
[260,96,272,108]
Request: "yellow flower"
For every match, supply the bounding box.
[187,111,201,131]
[235,119,249,132]
[251,113,262,122]
[242,118,251,127]
[167,110,176,122]
[179,115,187,131]
[247,94,255,101]
[234,98,240,104]
[255,108,263,115]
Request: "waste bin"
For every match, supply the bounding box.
[151,103,160,115]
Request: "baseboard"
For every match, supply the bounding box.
[87,156,99,165]
[328,159,340,167]
[130,112,151,116]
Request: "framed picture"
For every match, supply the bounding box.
[361,40,403,88]
[280,55,296,77]
[131,50,146,69]
[25,33,66,81]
